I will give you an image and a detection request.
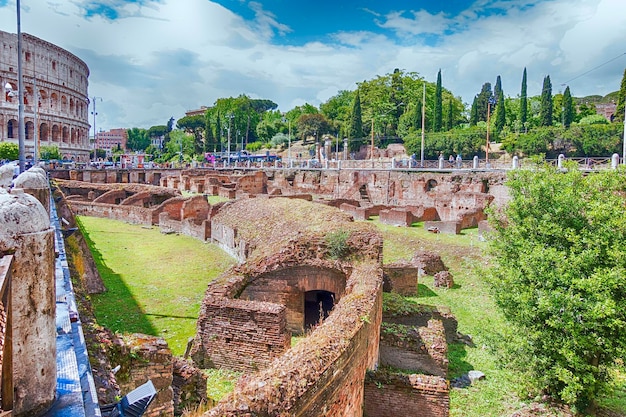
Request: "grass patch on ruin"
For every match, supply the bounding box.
[77,216,236,356]
[204,368,241,403]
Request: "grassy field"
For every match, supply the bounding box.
[77,216,236,356]
[77,214,625,416]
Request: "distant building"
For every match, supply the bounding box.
[595,102,617,122]
[185,106,209,117]
[0,31,91,161]
[95,128,127,155]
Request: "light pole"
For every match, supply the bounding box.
[486,96,496,168]
[16,0,25,172]
[90,96,102,162]
[227,113,234,164]
[282,116,291,165]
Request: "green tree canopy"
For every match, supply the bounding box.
[562,86,575,128]
[126,127,151,151]
[520,67,528,127]
[0,142,19,160]
[176,115,205,153]
[487,166,626,412]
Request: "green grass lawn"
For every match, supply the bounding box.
[77,216,236,356]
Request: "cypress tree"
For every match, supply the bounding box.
[616,68,626,123]
[349,89,364,140]
[215,112,222,151]
[520,68,528,128]
[470,96,479,126]
[494,75,503,103]
[540,75,553,126]
[446,99,453,131]
[204,114,215,152]
[563,86,574,128]
[434,69,443,132]
[475,82,493,122]
[495,89,506,132]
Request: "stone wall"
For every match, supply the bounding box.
[364,372,449,417]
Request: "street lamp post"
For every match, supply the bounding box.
[282,115,292,166]
[227,114,234,165]
[16,0,25,173]
[90,96,102,163]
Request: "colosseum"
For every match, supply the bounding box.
[0,30,91,162]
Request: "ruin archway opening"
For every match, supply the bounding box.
[304,290,334,331]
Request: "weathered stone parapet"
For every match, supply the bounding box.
[0,189,56,416]
[12,167,50,214]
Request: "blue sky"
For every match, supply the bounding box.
[0,0,624,132]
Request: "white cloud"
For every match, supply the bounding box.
[0,0,623,131]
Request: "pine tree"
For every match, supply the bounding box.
[616,68,626,123]
[563,86,574,128]
[349,89,364,140]
[434,69,443,132]
[520,68,528,128]
[475,82,493,123]
[540,75,553,127]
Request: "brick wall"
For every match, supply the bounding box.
[379,208,415,227]
[383,263,418,295]
[364,372,449,417]
[191,296,290,371]
[69,200,153,225]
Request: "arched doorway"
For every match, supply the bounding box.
[304,290,335,330]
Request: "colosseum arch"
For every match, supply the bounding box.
[50,93,58,111]
[69,98,75,116]
[7,119,16,139]
[62,126,69,143]
[39,123,49,142]
[51,124,60,142]
[25,121,34,140]
[61,95,68,112]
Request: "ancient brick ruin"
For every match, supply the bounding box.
[17,166,511,416]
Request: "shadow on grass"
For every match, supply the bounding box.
[448,342,475,379]
[417,284,438,298]
[145,312,198,320]
[78,218,158,337]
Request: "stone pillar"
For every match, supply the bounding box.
[512,155,519,169]
[0,189,56,416]
[472,155,479,169]
[558,154,565,169]
[438,155,444,170]
[611,153,619,169]
[12,167,50,215]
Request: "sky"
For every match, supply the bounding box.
[0,0,624,133]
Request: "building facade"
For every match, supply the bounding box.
[95,128,127,156]
[0,31,91,161]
